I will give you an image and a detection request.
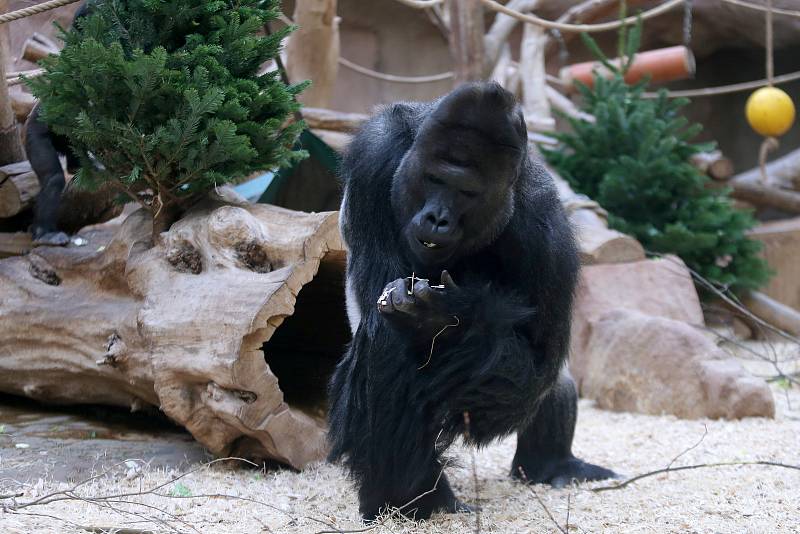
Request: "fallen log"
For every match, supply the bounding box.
[0,160,39,218]
[742,290,800,338]
[727,147,800,212]
[537,152,645,264]
[728,179,800,214]
[691,150,734,181]
[0,231,32,258]
[0,200,346,469]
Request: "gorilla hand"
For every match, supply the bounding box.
[377,271,459,336]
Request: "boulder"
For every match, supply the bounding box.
[569,255,775,419]
[570,255,703,387]
[578,309,775,419]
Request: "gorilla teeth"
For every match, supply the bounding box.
[423,241,439,249]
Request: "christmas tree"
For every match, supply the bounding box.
[28,0,307,235]
[543,27,770,293]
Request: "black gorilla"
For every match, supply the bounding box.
[328,82,616,521]
[24,2,90,245]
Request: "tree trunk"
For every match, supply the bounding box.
[448,0,485,84]
[0,0,24,165]
[0,201,347,469]
[285,0,340,108]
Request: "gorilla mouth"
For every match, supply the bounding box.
[421,240,440,249]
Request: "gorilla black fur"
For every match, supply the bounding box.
[328,82,615,521]
[24,1,90,244]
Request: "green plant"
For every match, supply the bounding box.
[543,24,770,293]
[28,0,307,236]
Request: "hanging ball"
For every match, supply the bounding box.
[745,86,796,137]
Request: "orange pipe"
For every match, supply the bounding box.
[559,46,696,90]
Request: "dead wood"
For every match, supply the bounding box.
[301,107,368,132]
[448,0,486,84]
[0,200,346,469]
[0,160,38,217]
[285,0,340,108]
[690,150,734,181]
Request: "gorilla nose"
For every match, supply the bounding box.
[424,212,450,233]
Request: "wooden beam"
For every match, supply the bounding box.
[0,232,32,258]
[301,107,367,132]
[285,0,340,108]
[21,32,59,63]
[448,0,485,84]
[0,0,24,165]
[0,171,40,218]
[742,290,800,337]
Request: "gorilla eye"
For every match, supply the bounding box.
[425,174,445,186]
[460,190,478,199]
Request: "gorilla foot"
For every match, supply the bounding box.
[33,231,70,247]
[512,456,618,488]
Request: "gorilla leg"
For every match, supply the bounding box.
[511,368,617,488]
[358,460,469,521]
[25,105,69,245]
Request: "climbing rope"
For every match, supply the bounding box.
[0,0,81,25]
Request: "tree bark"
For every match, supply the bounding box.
[0,0,24,165]
[448,0,486,84]
[0,161,39,217]
[285,0,340,108]
[520,22,554,131]
[0,201,346,469]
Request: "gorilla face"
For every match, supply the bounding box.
[390,83,528,269]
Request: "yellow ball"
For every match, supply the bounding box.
[745,86,796,137]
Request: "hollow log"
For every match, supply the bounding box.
[0,160,39,218]
[0,200,346,469]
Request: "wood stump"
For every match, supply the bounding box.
[0,200,347,469]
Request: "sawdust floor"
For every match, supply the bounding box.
[1,353,799,534]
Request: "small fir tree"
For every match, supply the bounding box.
[28,0,307,235]
[543,24,770,293]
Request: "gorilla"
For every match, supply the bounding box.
[328,82,616,521]
[24,2,90,245]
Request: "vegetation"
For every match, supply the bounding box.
[543,24,770,293]
[28,0,307,233]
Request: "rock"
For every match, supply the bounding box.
[579,309,774,419]
[570,255,703,387]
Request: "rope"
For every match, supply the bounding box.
[338,56,453,84]
[759,0,778,183]
[641,69,800,98]
[720,0,800,19]
[766,0,774,86]
[478,0,685,33]
[391,0,443,8]
[0,0,81,25]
